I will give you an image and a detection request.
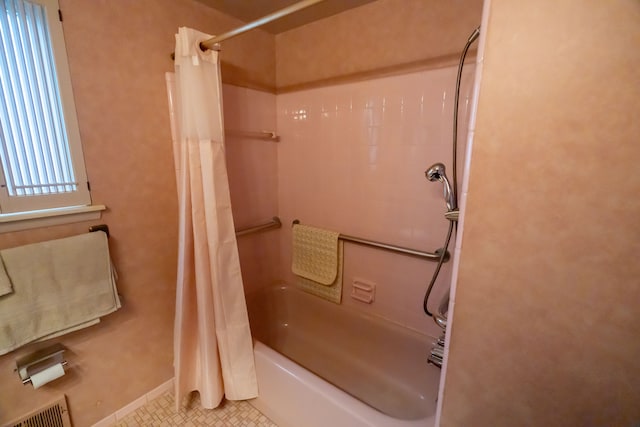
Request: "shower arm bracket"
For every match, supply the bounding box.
[434,247,450,262]
[444,210,459,222]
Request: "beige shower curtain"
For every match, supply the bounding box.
[166,27,258,410]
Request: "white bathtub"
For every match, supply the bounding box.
[247,285,439,427]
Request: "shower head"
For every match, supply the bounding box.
[426,163,447,183]
[425,163,457,211]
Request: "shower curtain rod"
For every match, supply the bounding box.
[200,0,326,52]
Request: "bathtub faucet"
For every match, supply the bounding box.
[427,335,445,368]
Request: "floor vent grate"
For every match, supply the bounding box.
[4,396,71,427]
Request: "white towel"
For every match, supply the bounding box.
[0,258,12,297]
[0,232,121,355]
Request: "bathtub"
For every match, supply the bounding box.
[246,285,440,427]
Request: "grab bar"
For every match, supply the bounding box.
[236,216,282,237]
[292,220,448,262]
[225,129,280,142]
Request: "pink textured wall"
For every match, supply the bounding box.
[440,0,640,425]
[0,1,274,426]
[276,0,483,91]
[276,66,475,336]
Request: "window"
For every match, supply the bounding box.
[0,0,90,215]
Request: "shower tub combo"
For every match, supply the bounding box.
[247,285,440,427]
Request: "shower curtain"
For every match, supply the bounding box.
[167,27,258,410]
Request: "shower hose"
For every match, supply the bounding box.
[423,27,480,320]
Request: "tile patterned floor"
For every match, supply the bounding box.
[115,391,278,427]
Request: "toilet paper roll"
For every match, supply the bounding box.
[30,363,65,389]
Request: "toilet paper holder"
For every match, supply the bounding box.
[15,343,68,385]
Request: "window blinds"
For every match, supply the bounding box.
[0,0,77,197]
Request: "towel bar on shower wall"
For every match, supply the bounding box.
[225,129,280,142]
[292,220,448,262]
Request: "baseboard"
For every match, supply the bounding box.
[90,378,174,427]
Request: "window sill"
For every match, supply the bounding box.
[0,204,107,233]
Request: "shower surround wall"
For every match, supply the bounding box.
[224,85,280,294]
[276,66,475,335]
[272,0,483,336]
